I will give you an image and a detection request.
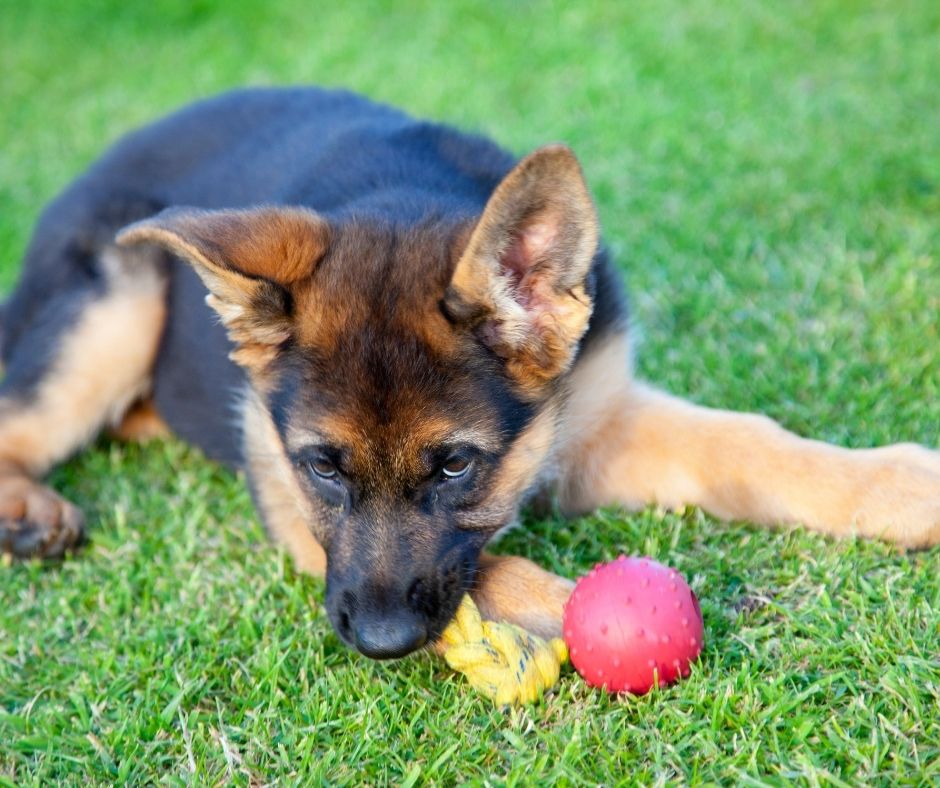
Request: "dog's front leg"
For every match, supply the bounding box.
[558,338,940,548]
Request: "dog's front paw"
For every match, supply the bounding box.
[0,476,85,559]
[851,444,940,549]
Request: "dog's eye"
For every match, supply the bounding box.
[307,458,337,480]
[441,456,472,480]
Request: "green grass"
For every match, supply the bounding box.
[2,0,939,783]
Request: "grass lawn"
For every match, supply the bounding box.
[2,0,939,783]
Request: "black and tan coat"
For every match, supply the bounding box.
[2,88,937,658]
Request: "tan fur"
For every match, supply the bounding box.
[242,390,326,576]
[469,553,575,640]
[109,399,170,442]
[0,250,166,477]
[556,331,940,549]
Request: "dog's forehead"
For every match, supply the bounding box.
[291,219,464,355]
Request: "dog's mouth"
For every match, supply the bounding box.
[422,554,475,645]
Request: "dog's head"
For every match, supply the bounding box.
[119,145,598,658]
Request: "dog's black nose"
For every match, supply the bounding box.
[353,613,428,659]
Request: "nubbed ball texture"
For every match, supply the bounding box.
[563,556,704,694]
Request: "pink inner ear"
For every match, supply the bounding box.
[521,221,557,260]
[500,221,558,304]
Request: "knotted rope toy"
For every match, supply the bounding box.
[438,594,568,705]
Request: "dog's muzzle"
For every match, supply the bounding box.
[328,577,436,659]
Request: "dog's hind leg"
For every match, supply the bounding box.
[0,244,167,558]
[557,332,940,549]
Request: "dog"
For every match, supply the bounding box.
[1,87,937,660]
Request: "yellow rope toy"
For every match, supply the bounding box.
[438,594,568,705]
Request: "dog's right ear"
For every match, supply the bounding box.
[117,206,330,369]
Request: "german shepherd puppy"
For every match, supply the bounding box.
[2,88,938,659]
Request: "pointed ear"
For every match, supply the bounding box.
[443,144,599,396]
[117,206,330,368]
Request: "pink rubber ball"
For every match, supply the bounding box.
[563,556,704,694]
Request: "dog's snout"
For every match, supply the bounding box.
[329,575,437,659]
[353,613,428,659]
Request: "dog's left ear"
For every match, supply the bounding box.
[118,206,330,369]
[443,144,599,396]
